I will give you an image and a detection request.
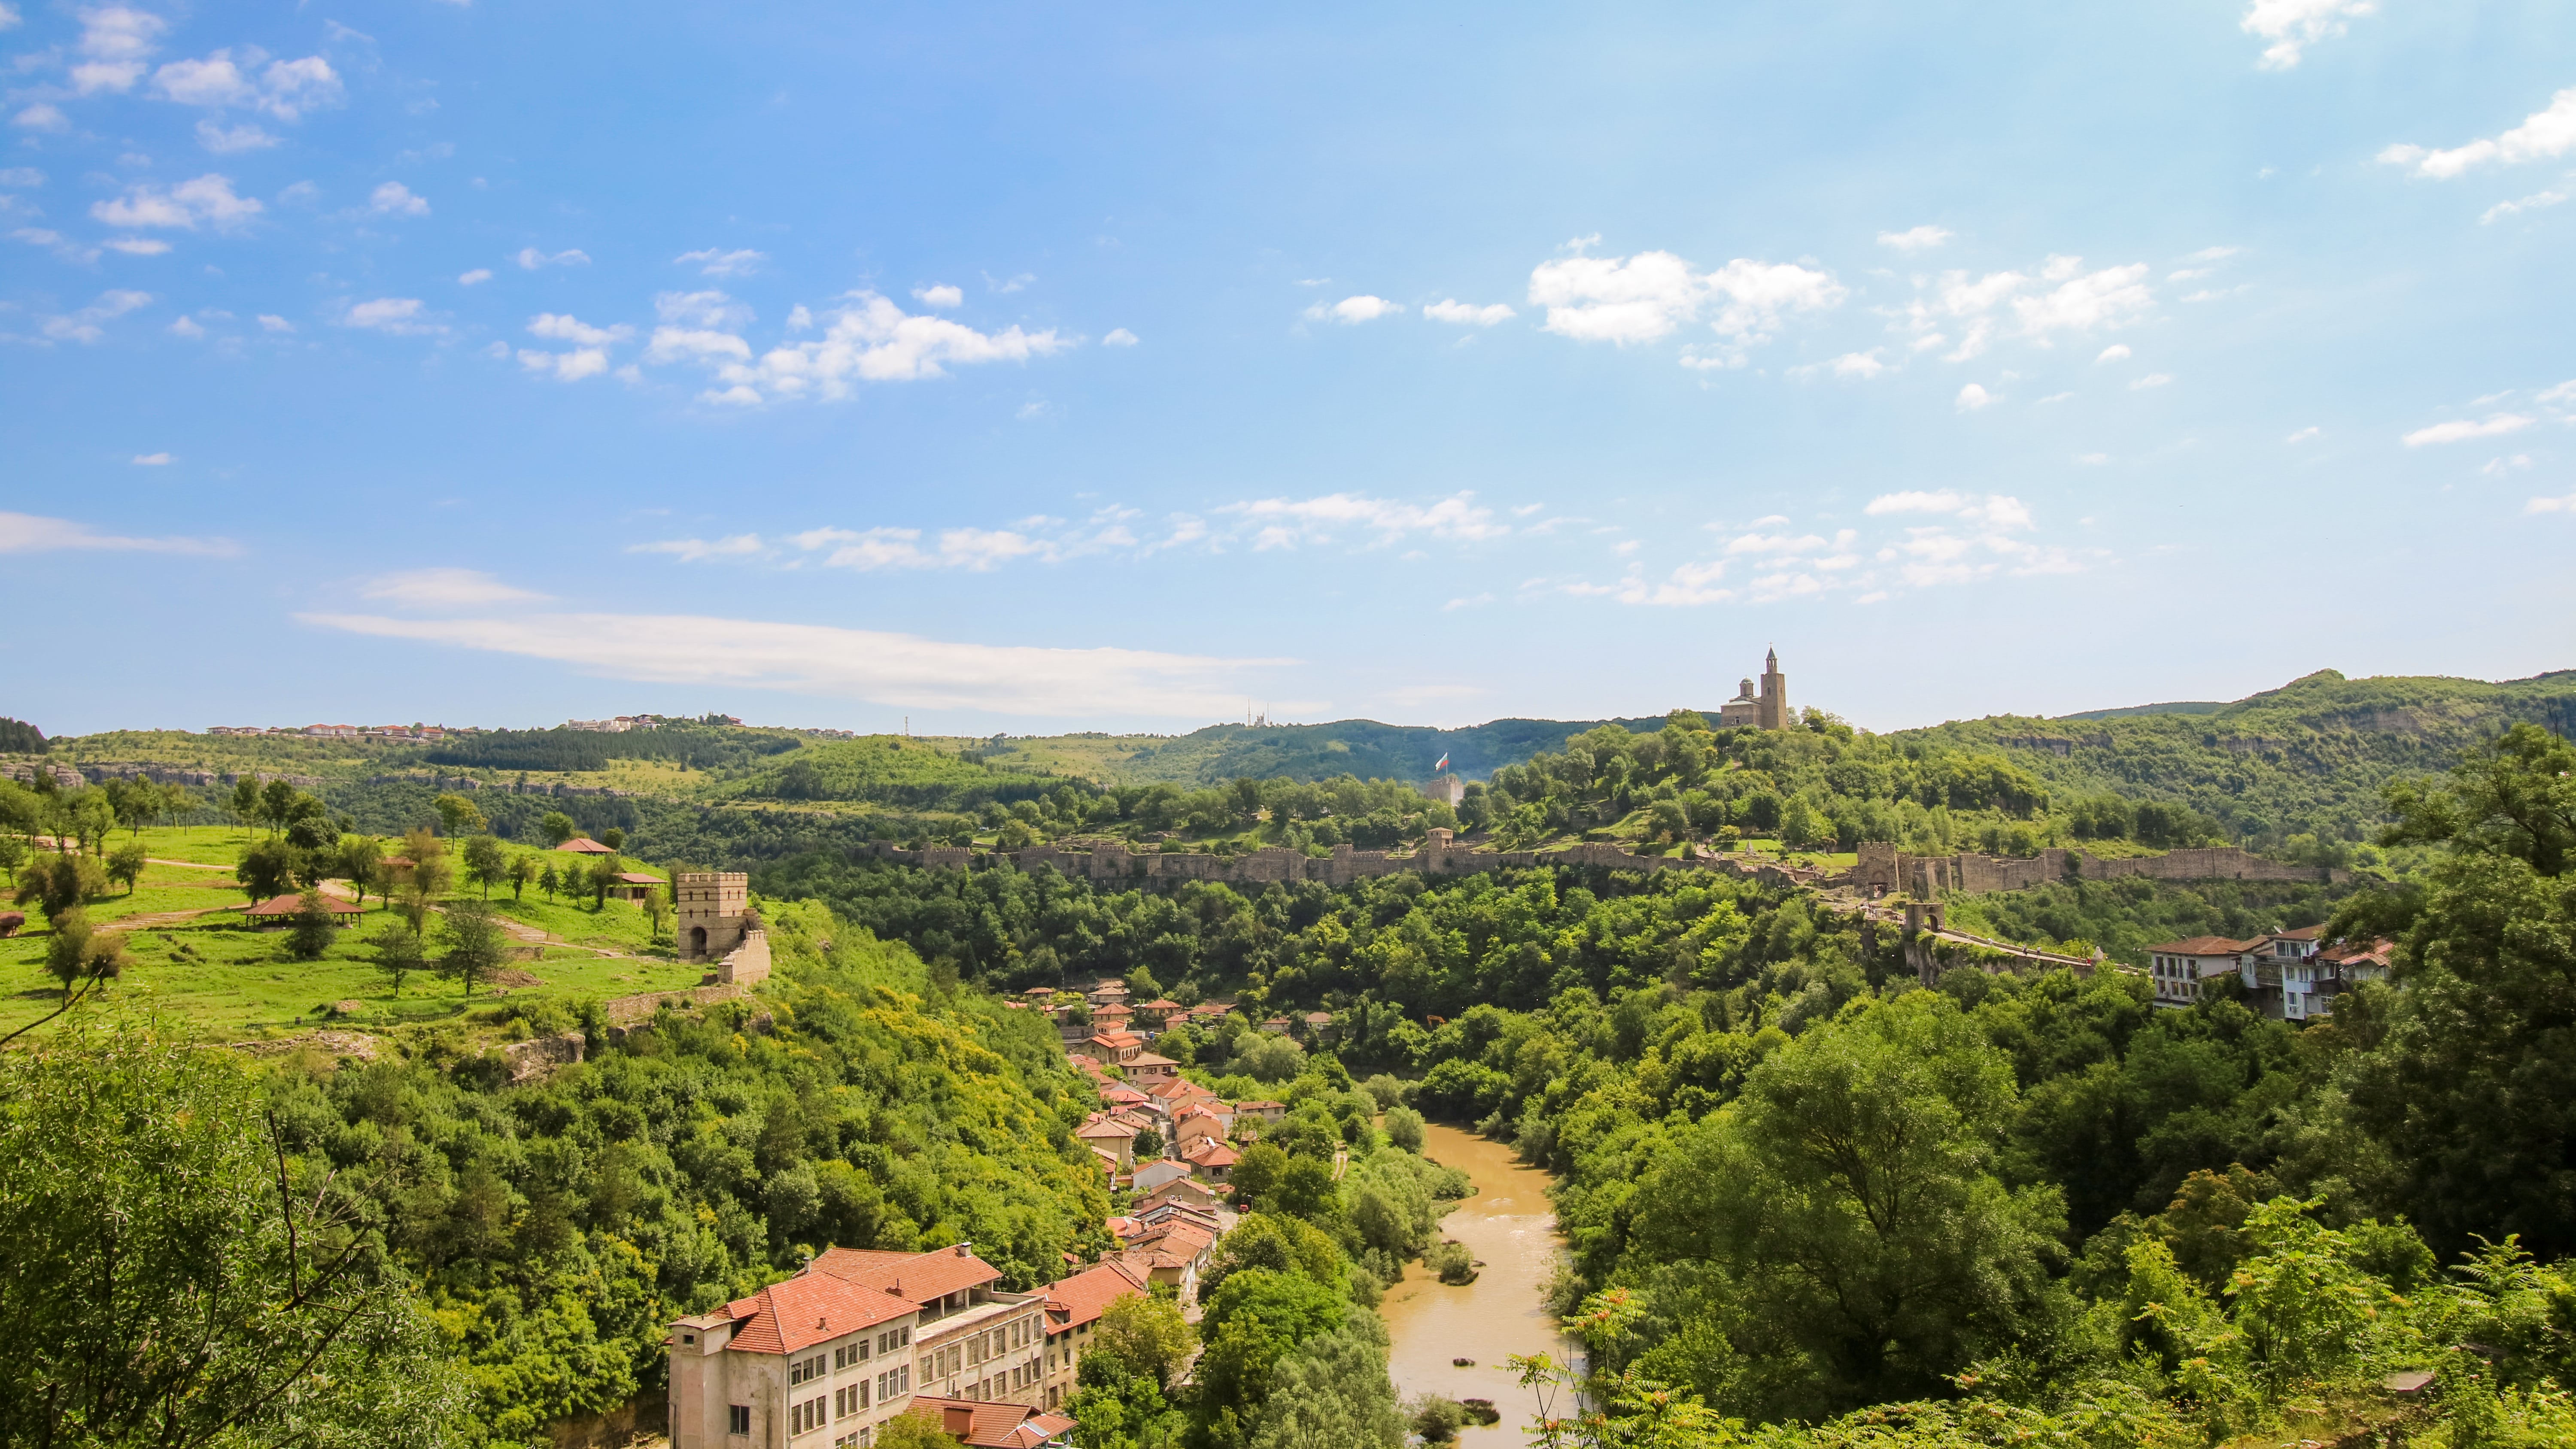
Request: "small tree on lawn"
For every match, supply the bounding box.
[337,836,385,906]
[432,793,486,837]
[0,834,24,885]
[393,884,431,945]
[16,852,96,922]
[505,853,536,901]
[538,862,560,903]
[366,922,425,998]
[436,900,507,997]
[43,909,122,1004]
[539,812,577,848]
[599,827,626,851]
[234,839,298,904]
[642,884,669,940]
[586,855,623,911]
[286,886,337,962]
[107,841,148,895]
[461,836,506,900]
[228,777,261,834]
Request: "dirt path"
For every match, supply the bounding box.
[96,907,227,933]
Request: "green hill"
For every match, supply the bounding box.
[985,715,1665,787]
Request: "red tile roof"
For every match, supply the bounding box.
[808,1243,1003,1309]
[556,837,617,854]
[1182,1141,1239,1167]
[1075,1116,1139,1140]
[904,1396,1070,1448]
[717,1263,920,1356]
[1041,1259,1149,1336]
[2147,936,2252,956]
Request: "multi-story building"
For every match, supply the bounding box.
[2145,936,2251,1009]
[1034,1261,1150,1412]
[666,1244,1052,1449]
[2234,926,2325,1020]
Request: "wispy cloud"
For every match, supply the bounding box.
[2402,414,2532,446]
[2482,189,2569,224]
[337,297,441,335]
[646,289,1070,404]
[2382,88,2576,179]
[39,288,152,343]
[1307,294,1401,324]
[295,609,1297,719]
[360,567,549,607]
[677,247,765,277]
[90,173,261,230]
[0,509,236,556]
[1422,299,1515,326]
[1889,255,2154,362]
[516,247,591,270]
[1877,224,1953,251]
[1220,491,1507,549]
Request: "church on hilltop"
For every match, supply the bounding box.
[1717,649,1792,731]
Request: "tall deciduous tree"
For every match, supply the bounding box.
[461,835,506,900]
[2335,724,2576,1258]
[538,811,577,847]
[1629,990,2067,1421]
[0,1018,466,1446]
[433,793,486,837]
[235,839,299,904]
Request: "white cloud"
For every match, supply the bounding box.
[629,534,768,563]
[911,283,963,309]
[338,297,441,335]
[1864,491,2034,528]
[91,173,261,231]
[257,313,293,333]
[2482,189,2569,224]
[1956,382,1998,411]
[150,49,342,121]
[1810,349,1886,379]
[0,168,41,187]
[1562,560,1735,607]
[458,268,492,286]
[2402,414,2533,446]
[1218,491,1507,550]
[131,450,171,464]
[528,312,632,347]
[1422,298,1516,326]
[194,120,276,153]
[675,247,765,277]
[517,347,609,381]
[2076,452,2109,465]
[1309,294,1401,324]
[2096,344,2132,364]
[295,609,1295,719]
[165,315,201,339]
[1102,327,1139,347]
[366,181,428,218]
[789,525,1062,572]
[37,288,150,342]
[656,290,753,329]
[646,327,752,365]
[70,5,164,94]
[2287,425,2320,443]
[12,103,71,133]
[0,4,18,30]
[2483,454,2534,476]
[103,236,168,255]
[1893,255,2153,361]
[0,509,233,555]
[12,227,98,265]
[2527,492,2576,514]
[984,271,1036,293]
[2241,0,2372,70]
[2382,88,2576,179]
[2131,372,2173,390]
[1877,224,1953,252]
[515,246,591,270]
[2038,391,2075,404]
[360,568,549,607]
[1529,249,1845,359]
[678,290,1068,401]
[1443,593,1495,611]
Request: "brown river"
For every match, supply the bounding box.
[1380,1121,1573,1444]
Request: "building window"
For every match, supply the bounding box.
[729,1404,752,1436]
[791,1352,827,1386]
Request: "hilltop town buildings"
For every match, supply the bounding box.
[2147,927,2390,1020]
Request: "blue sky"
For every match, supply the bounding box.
[4,0,2573,739]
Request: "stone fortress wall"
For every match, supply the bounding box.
[857,831,2336,901]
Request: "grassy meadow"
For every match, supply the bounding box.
[1,827,699,1038]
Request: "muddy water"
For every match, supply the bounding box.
[1380,1121,1571,1444]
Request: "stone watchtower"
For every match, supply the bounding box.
[1756,647,1790,731]
[675,871,749,963]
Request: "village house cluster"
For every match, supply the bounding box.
[665,979,1303,1448]
[2145,927,2393,1020]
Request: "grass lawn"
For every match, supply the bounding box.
[2,838,698,1039]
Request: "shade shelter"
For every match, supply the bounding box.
[238,894,367,930]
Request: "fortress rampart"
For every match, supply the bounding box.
[850,831,2334,900]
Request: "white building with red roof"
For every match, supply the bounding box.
[900,1397,1075,1447]
[665,1243,1052,1449]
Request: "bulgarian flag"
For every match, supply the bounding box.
[1434,752,1450,772]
